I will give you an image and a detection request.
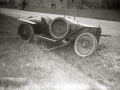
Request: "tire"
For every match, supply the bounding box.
[18,23,34,42]
[74,33,97,57]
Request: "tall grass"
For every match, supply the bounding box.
[0,14,120,90]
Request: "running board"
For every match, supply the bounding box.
[45,41,70,51]
[35,34,70,50]
[100,35,112,37]
[35,35,57,42]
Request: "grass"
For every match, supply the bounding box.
[0,14,120,90]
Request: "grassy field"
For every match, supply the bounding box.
[0,14,120,90]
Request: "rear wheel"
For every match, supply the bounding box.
[74,33,97,57]
[18,23,34,42]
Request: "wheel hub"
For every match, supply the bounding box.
[23,30,27,34]
[82,42,88,48]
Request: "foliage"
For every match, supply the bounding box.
[82,0,120,9]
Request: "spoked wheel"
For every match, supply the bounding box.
[74,33,97,57]
[18,23,34,42]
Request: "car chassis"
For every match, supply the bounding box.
[18,15,101,57]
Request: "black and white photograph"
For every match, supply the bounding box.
[0,0,120,90]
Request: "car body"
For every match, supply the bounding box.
[18,15,101,57]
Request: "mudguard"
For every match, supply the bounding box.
[18,19,36,24]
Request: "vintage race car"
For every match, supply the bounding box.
[18,15,101,57]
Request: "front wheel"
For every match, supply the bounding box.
[18,23,34,42]
[74,33,97,57]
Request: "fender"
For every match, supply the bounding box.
[18,19,36,24]
[79,23,98,28]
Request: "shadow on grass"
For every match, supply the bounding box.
[0,31,10,35]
